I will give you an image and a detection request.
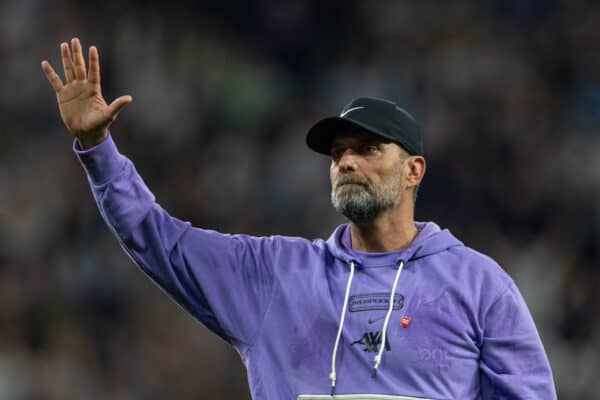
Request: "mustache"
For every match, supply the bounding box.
[334,174,371,189]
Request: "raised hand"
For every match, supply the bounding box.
[41,38,132,149]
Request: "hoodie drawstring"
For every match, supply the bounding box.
[371,260,404,378]
[329,260,355,396]
[329,259,405,395]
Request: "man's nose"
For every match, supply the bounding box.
[337,149,358,172]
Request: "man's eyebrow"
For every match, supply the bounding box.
[330,139,349,148]
[332,139,376,149]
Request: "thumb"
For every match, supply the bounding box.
[108,95,133,119]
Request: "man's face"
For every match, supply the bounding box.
[329,128,407,225]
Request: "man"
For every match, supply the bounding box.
[42,38,556,399]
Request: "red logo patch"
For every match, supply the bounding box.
[401,316,411,328]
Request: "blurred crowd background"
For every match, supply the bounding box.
[1,0,599,398]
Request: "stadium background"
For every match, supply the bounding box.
[1,0,599,398]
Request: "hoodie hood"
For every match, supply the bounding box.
[325,221,463,267]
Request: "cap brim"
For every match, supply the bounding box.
[306,117,398,155]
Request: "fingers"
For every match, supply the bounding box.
[88,46,100,85]
[108,95,133,119]
[41,60,64,92]
[60,42,76,83]
[71,38,87,81]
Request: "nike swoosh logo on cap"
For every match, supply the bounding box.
[340,106,365,117]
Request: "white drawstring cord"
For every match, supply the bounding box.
[372,260,404,378]
[329,261,355,397]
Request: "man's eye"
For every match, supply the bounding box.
[362,144,378,153]
[331,149,343,160]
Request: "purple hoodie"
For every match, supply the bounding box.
[75,135,556,400]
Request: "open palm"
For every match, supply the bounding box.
[41,38,132,148]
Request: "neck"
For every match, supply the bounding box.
[350,208,418,253]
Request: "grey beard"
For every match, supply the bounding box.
[331,180,400,225]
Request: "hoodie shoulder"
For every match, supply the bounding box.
[446,244,515,299]
[267,234,330,257]
[453,245,513,279]
[268,234,325,247]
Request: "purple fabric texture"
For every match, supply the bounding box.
[74,135,556,400]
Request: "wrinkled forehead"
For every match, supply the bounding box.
[330,127,392,149]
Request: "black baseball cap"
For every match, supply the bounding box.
[306,97,424,156]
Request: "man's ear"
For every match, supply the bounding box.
[406,156,426,187]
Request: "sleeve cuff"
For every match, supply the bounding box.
[73,134,127,185]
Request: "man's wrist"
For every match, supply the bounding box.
[74,132,126,185]
[76,129,109,150]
